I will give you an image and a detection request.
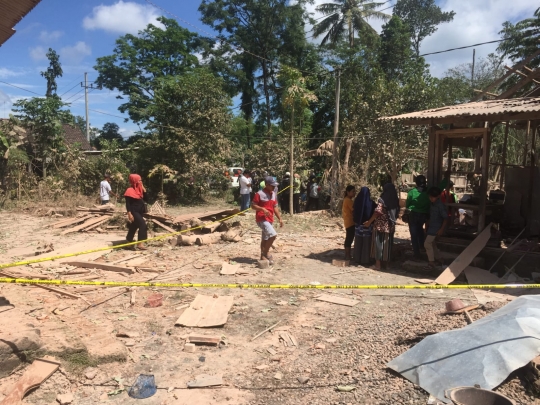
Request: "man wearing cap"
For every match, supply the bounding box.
[252,176,284,265]
[100,174,118,205]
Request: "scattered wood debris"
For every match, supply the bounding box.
[279,332,298,347]
[187,335,221,346]
[187,374,223,388]
[316,294,359,307]
[175,295,234,327]
[64,261,134,274]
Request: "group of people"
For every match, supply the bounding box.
[237,169,322,214]
[341,175,451,271]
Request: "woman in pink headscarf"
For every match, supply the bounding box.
[124,174,147,250]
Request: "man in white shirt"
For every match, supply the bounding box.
[100,174,118,205]
[239,170,252,211]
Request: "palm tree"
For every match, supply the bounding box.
[312,0,390,48]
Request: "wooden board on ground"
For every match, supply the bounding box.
[151,219,176,233]
[316,294,359,307]
[414,278,436,284]
[175,295,234,327]
[464,266,500,284]
[220,263,241,275]
[187,374,223,388]
[0,356,60,405]
[434,223,493,285]
[64,261,134,274]
[50,214,94,229]
[60,215,112,235]
[187,335,221,346]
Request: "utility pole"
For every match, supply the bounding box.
[83,72,90,142]
[289,104,294,215]
[331,68,341,209]
[471,49,476,98]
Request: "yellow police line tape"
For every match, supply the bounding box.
[0,185,292,271]
[1,278,539,290]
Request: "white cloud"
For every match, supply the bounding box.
[0,68,23,79]
[82,1,162,35]
[119,127,136,138]
[29,46,48,61]
[305,1,537,77]
[60,42,92,64]
[39,30,63,42]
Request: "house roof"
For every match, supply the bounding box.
[0,0,42,46]
[380,97,540,125]
[63,124,91,150]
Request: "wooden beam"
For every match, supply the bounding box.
[60,215,112,235]
[504,65,528,78]
[500,121,509,189]
[64,261,135,274]
[528,121,537,227]
[478,127,491,232]
[524,66,533,73]
[471,49,540,101]
[497,69,540,99]
[151,219,176,233]
[427,120,437,187]
[473,89,498,97]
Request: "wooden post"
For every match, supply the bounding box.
[330,68,341,208]
[528,121,537,229]
[478,127,491,232]
[427,120,436,186]
[500,121,509,189]
[524,121,530,166]
[447,139,453,185]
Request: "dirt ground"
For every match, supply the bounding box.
[0,203,538,405]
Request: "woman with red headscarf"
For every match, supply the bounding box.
[124,174,148,250]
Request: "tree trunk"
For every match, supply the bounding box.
[342,138,353,182]
[261,60,272,136]
[289,105,294,215]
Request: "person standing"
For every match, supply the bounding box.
[306,177,320,211]
[425,187,448,269]
[239,170,252,211]
[100,174,118,205]
[342,185,356,260]
[124,174,148,251]
[280,172,291,213]
[353,186,375,265]
[406,175,430,260]
[252,176,284,265]
[364,183,399,270]
[293,173,301,214]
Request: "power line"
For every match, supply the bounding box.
[0,80,41,96]
[59,81,82,98]
[57,75,83,94]
[419,39,504,57]
[63,88,84,102]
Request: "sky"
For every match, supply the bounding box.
[0,0,537,140]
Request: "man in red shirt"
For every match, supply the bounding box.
[252,176,284,265]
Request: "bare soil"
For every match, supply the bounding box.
[0,204,537,405]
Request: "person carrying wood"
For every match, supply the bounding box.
[100,174,118,205]
[124,174,148,250]
[251,176,284,265]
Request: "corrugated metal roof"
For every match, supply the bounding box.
[380,97,540,125]
[0,0,42,46]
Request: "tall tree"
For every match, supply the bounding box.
[93,122,124,150]
[94,17,205,123]
[379,15,412,80]
[312,0,390,48]
[199,0,309,134]
[498,7,540,64]
[40,48,63,97]
[394,0,455,56]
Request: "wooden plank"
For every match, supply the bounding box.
[220,263,240,275]
[82,216,111,232]
[60,215,111,235]
[464,266,501,284]
[51,214,94,229]
[187,374,223,388]
[0,269,49,279]
[35,285,85,300]
[315,294,359,307]
[151,218,176,233]
[202,222,221,234]
[175,295,234,327]
[64,261,134,274]
[0,356,60,405]
[187,335,221,346]
[434,223,493,285]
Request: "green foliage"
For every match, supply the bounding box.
[94,17,205,123]
[379,15,413,80]
[93,122,124,149]
[313,0,390,48]
[394,0,455,56]
[498,7,540,63]
[41,48,63,97]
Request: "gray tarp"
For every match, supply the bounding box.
[387,295,540,403]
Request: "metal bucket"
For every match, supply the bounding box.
[446,387,515,405]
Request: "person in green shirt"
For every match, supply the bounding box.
[406,175,430,260]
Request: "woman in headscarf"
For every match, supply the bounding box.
[353,186,375,265]
[124,174,148,250]
[363,183,399,270]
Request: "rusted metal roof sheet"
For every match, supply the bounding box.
[0,0,42,46]
[380,97,540,125]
